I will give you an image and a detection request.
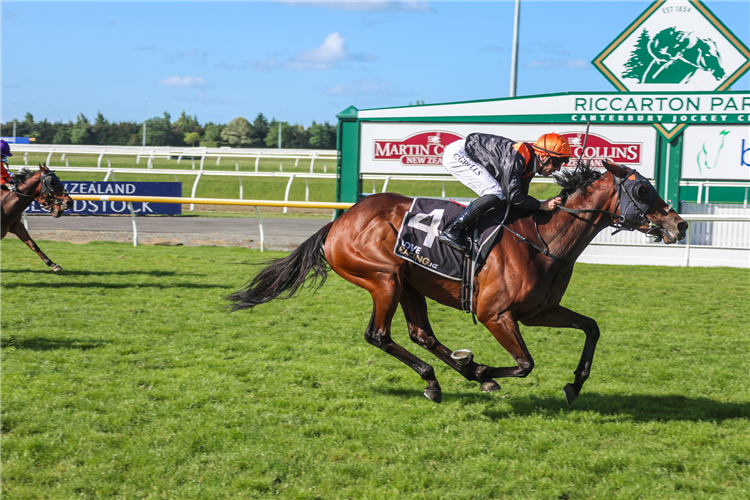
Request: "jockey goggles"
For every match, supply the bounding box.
[550,157,570,169]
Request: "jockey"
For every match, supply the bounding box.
[1,140,13,189]
[438,132,571,253]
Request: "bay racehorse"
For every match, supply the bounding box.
[1,165,73,271]
[228,161,688,405]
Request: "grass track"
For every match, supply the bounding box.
[1,239,749,499]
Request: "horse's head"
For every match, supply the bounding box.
[696,38,725,80]
[602,160,688,244]
[35,164,72,218]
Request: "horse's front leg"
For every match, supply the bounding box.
[522,305,600,405]
[478,311,536,380]
[9,220,63,271]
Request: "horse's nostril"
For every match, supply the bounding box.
[677,221,689,234]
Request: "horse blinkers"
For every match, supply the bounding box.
[613,168,661,234]
[38,172,72,216]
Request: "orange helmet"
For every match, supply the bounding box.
[532,133,571,158]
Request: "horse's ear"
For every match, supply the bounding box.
[602,158,629,177]
[39,163,49,172]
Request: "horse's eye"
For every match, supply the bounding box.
[633,183,650,203]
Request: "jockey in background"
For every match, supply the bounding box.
[438,132,571,254]
[1,140,13,189]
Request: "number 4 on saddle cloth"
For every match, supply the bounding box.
[394,198,509,316]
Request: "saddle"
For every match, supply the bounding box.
[394,198,510,320]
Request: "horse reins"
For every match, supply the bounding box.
[556,171,653,233]
[1,184,35,210]
[491,170,660,265]
[487,211,565,263]
[1,172,68,213]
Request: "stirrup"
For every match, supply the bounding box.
[439,230,469,254]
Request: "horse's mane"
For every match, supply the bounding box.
[553,162,602,202]
[7,168,33,187]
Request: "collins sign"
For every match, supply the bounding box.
[561,132,642,166]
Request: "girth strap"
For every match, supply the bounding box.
[460,204,511,322]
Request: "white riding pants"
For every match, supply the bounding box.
[442,139,504,200]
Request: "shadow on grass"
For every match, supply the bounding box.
[2,282,225,289]
[495,393,750,422]
[375,387,749,422]
[1,336,111,351]
[1,270,200,277]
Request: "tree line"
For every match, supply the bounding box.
[0,111,338,149]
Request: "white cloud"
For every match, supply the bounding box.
[295,32,347,64]
[324,78,401,98]
[246,32,376,71]
[525,59,591,69]
[279,1,431,12]
[157,76,207,87]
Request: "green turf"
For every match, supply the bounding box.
[2,239,748,499]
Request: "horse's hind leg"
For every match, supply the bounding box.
[338,269,444,403]
[399,281,501,393]
[9,220,63,271]
[522,305,600,405]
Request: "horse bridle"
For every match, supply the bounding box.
[498,168,664,264]
[38,171,69,211]
[2,171,69,211]
[557,169,663,238]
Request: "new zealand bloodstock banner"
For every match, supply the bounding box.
[26,182,182,215]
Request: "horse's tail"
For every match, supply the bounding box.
[226,221,334,312]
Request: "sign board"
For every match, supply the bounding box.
[592,0,750,138]
[1,137,31,144]
[681,125,750,180]
[26,182,182,215]
[594,0,750,92]
[356,92,750,141]
[359,123,658,178]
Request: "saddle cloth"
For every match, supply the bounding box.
[393,198,506,280]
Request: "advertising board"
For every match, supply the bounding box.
[681,125,750,180]
[26,182,182,215]
[359,123,658,178]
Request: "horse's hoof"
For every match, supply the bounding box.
[424,389,442,404]
[480,380,501,393]
[451,349,473,366]
[51,264,63,272]
[563,384,578,405]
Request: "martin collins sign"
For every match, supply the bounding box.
[27,182,182,215]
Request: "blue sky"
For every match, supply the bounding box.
[2,1,748,127]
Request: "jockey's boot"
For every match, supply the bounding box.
[438,194,501,254]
